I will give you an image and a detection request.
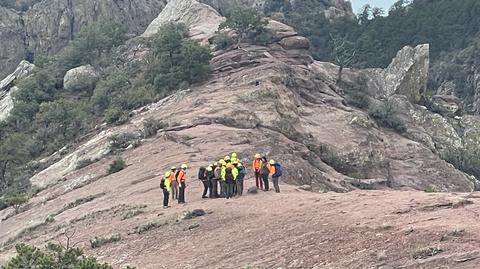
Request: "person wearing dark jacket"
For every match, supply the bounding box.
[234,162,246,196]
[199,166,209,198]
[259,157,270,191]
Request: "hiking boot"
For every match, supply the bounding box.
[163,206,170,209]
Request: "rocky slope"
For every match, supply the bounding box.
[2,0,480,267]
[0,0,167,79]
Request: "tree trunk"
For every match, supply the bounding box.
[336,65,344,84]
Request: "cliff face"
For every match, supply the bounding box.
[0,0,167,80]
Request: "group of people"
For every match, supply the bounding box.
[159,153,283,208]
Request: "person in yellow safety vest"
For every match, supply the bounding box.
[160,172,172,208]
[218,160,227,197]
[222,162,238,199]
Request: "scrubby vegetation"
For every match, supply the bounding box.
[3,242,134,268]
[90,234,121,249]
[108,157,126,175]
[219,6,268,48]
[142,118,168,138]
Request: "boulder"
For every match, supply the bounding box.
[63,65,99,92]
[265,20,297,42]
[279,36,310,50]
[247,186,258,194]
[142,0,224,42]
[366,44,429,103]
[430,95,463,117]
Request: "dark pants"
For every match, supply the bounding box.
[226,182,235,198]
[262,174,269,191]
[163,189,169,207]
[236,179,244,196]
[220,181,227,197]
[255,171,263,189]
[202,180,209,197]
[178,182,186,203]
[171,180,178,200]
[210,178,219,198]
[272,177,280,193]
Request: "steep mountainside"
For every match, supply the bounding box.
[2,0,480,268]
[0,0,167,79]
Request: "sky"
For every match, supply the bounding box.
[349,0,398,14]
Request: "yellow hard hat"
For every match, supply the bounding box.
[181,163,188,169]
[206,166,213,172]
[171,166,176,170]
[255,153,262,159]
[224,156,231,161]
[269,159,275,165]
[231,152,237,158]
[165,171,171,178]
[214,162,218,166]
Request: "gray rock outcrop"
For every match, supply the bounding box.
[367,44,429,103]
[142,0,224,42]
[0,60,36,121]
[0,0,167,80]
[430,95,463,117]
[63,65,99,92]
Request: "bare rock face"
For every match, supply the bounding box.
[279,36,310,50]
[367,44,429,103]
[199,0,265,15]
[431,95,463,117]
[63,65,99,92]
[0,60,36,121]
[0,7,26,81]
[142,0,224,42]
[0,0,167,80]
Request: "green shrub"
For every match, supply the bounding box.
[1,193,29,214]
[108,157,126,175]
[368,101,406,133]
[142,118,168,138]
[147,23,212,93]
[90,234,121,249]
[413,246,443,259]
[342,75,371,109]
[104,107,128,125]
[109,133,141,151]
[219,7,268,47]
[213,32,236,50]
[76,158,99,170]
[133,221,166,234]
[3,243,113,269]
[121,205,147,220]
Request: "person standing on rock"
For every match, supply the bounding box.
[252,153,263,190]
[234,161,246,196]
[219,160,228,198]
[177,164,188,204]
[160,172,171,208]
[198,166,209,199]
[269,160,282,193]
[222,162,238,199]
[206,165,215,198]
[260,157,270,191]
[212,162,221,198]
[170,166,179,200]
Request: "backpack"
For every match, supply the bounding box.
[273,162,282,177]
[198,167,207,180]
[260,163,270,176]
[160,178,166,189]
[237,165,245,179]
[225,167,234,182]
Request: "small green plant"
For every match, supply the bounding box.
[142,118,168,138]
[45,215,55,223]
[121,205,147,220]
[76,158,99,170]
[108,157,126,174]
[90,234,122,249]
[425,186,439,193]
[368,100,406,133]
[413,246,443,259]
[133,221,166,234]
